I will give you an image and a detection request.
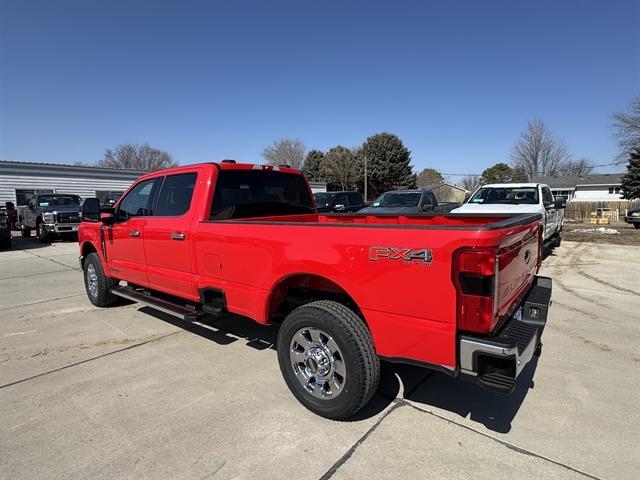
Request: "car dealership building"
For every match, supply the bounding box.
[0,160,327,207]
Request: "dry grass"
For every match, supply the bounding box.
[563,221,640,246]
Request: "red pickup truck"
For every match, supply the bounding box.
[79,161,552,419]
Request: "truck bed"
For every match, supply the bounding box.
[214,212,541,229]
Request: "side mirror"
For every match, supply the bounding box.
[421,204,434,212]
[553,199,566,209]
[82,198,101,222]
[334,204,346,211]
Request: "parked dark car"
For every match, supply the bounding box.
[359,189,460,214]
[314,191,365,213]
[4,201,19,230]
[101,191,123,208]
[0,209,11,249]
[17,194,82,242]
[625,208,640,229]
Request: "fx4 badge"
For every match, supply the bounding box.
[369,246,433,265]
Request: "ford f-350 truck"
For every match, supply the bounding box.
[78,162,552,419]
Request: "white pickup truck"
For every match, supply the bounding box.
[452,183,566,249]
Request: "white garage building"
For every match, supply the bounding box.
[0,160,327,207]
[0,160,147,206]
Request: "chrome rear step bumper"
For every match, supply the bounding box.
[459,275,551,393]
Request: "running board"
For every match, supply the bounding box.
[111,286,203,321]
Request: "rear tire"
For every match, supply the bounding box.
[20,225,31,237]
[83,253,118,307]
[277,300,380,420]
[0,237,11,249]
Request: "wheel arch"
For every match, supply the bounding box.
[79,241,99,268]
[265,273,368,329]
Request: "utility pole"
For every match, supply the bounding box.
[364,155,368,202]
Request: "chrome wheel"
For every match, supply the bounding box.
[289,327,346,399]
[86,263,98,298]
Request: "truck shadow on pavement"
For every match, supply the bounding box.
[9,233,79,251]
[141,307,536,431]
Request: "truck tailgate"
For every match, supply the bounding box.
[495,222,540,324]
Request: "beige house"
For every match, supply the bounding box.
[431,183,469,203]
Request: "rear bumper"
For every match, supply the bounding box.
[459,276,551,393]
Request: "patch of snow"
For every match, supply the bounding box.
[570,227,620,235]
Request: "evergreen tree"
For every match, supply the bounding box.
[621,148,640,200]
[302,150,324,181]
[360,133,415,198]
[481,163,515,184]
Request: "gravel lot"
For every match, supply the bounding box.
[1,234,639,480]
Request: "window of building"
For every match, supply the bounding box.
[15,189,54,206]
[608,186,621,195]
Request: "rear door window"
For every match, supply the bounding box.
[347,192,363,206]
[334,193,348,207]
[155,173,197,216]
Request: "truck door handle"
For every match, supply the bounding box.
[129,230,141,237]
[170,232,186,240]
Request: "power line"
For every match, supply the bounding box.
[439,160,627,177]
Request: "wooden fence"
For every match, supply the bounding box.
[564,199,640,222]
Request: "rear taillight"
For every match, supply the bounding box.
[453,248,498,334]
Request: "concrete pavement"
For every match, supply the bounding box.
[1,235,638,479]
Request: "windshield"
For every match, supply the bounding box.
[371,192,422,208]
[37,195,81,207]
[314,193,336,207]
[469,187,539,205]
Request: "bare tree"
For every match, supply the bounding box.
[321,146,360,191]
[460,175,482,193]
[262,138,306,169]
[613,96,640,159]
[97,143,177,171]
[561,158,594,176]
[511,120,570,179]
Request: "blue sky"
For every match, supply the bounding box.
[1,0,638,175]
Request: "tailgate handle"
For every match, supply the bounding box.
[170,232,186,241]
[129,230,141,237]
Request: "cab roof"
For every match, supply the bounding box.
[480,183,541,188]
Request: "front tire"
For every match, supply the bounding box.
[0,237,11,249]
[554,232,562,248]
[37,223,51,243]
[83,253,118,307]
[634,223,640,229]
[277,300,380,420]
